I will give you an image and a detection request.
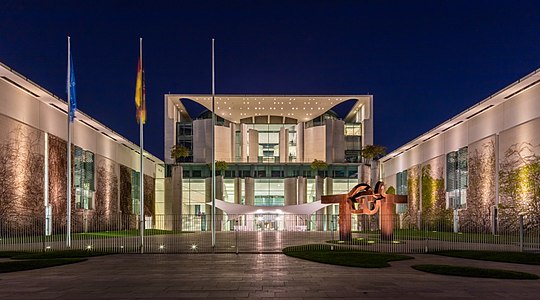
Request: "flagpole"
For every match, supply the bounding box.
[139,37,145,254]
[211,38,216,250]
[66,36,72,248]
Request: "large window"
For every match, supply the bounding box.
[345,123,362,163]
[74,146,94,209]
[175,122,193,162]
[446,147,468,209]
[396,170,408,213]
[131,170,140,215]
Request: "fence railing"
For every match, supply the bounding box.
[1,214,538,254]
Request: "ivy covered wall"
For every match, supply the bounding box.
[0,115,44,234]
[402,165,420,229]
[499,118,540,231]
[459,136,496,232]
[421,156,451,230]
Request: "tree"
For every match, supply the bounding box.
[214,160,229,175]
[311,159,328,177]
[170,145,189,163]
[361,145,386,163]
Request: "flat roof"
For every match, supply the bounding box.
[0,61,163,164]
[382,67,540,162]
[166,94,372,123]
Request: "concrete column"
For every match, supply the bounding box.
[359,164,371,184]
[205,176,223,231]
[241,124,248,162]
[234,177,242,204]
[245,177,255,206]
[284,177,297,206]
[296,123,304,162]
[325,119,345,163]
[297,176,307,204]
[315,175,324,231]
[325,177,334,230]
[164,165,182,230]
[279,127,289,163]
[248,129,259,163]
[193,119,213,163]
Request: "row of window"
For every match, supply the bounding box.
[168,164,360,179]
[395,146,468,210]
[73,146,141,214]
[175,121,363,164]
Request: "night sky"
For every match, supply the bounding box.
[1,0,540,160]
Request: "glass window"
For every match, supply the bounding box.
[74,147,94,210]
[446,147,468,208]
[254,179,284,206]
[131,170,140,215]
[396,170,408,214]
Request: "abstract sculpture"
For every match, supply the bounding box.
[321,181,407,241]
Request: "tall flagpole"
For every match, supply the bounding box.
[139,37,145,254]
[211,38,216,250]
[66,36,72,248]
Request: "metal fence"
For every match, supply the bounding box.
[1,214,538,254]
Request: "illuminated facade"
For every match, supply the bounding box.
[0,62,164,233]
[164,94,374,230]
[382,68,540,233]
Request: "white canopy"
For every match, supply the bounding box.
[208,199,330,216]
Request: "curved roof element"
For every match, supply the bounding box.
[209,199,330,215]
[167,94,371,123]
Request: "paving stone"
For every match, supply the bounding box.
[0,254,539,299]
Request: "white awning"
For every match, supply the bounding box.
[208,199,330,216]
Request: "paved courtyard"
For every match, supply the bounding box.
[1,253,540,299]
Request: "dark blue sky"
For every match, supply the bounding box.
[1,0,540,160]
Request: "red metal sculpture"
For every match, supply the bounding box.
[321,181,407,241]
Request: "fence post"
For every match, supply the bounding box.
[519,214,524,252]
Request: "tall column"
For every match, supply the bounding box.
[359,164,371,184]
[315,175,324,231]
[169,165,183,230]
[248,129,259,163]
[206,176,223,231]
[234,177,242,204]
[241,124,248,162]
[245,177,255,230]
[297,176,307,204]
[284,177,297,206]
[279,127,289,163]
[244,177,255,206]
[296,176,308,229]
[325,177,334,230]
[296,123,304,162]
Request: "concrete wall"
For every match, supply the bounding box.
[325,119,345,163]
[0,67,164,231]
[215,125,232,162]
[304,125,326,162]
[248,129,259,162]
[192,119,212,163]
[382,72,540,232]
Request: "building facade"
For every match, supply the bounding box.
[382,68,540,233]
[0,62,165,235]
[164,94,374,231]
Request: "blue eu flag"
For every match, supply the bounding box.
[68,53,77,122]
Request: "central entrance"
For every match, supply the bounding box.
[255,214,281,231]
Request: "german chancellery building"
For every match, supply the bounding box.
[163,94,374,231]
[4,52,540,236]
[381,68,540,234]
